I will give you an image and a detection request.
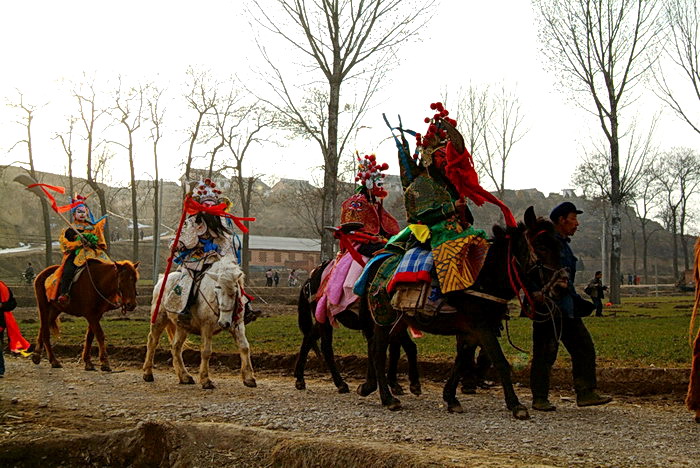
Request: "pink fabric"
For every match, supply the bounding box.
[315,250,368,325]
[314,257,337,323]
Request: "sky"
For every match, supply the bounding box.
[1,0,699,197]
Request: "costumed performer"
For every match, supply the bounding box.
[314,154,401,325]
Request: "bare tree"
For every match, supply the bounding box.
[250,0,433,260]
[443,84,492,181]
[657,0,700,134]
[111,77,145,260]
[74,78,111,244]
[54,116,77,196]
[182,68,218,197]
[534,0,664,303]
[216,101,277,275]
[7,91,52,266]
[148,85,166,278]
[632,166,663,282]
[652,147,700,278]
[480,85,527,199]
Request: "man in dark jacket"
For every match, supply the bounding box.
[530,202,612,411]
[586,271,607,317]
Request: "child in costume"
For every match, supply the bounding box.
[165,179,249,321]
[53,195,109,306]
[314,154,400,325]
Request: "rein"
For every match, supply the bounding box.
[85,262,125,311]
[506,234,536,318]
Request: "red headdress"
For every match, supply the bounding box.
[416,102,516,227]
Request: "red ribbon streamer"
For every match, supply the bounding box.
[151,196,191,324]
[333,230,382,267]
[26,183,85,214]
[184,198,256,233]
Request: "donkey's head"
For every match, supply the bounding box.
[523,206,568,299]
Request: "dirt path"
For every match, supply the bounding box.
[1,354,699,467]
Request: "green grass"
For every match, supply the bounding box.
[17,295,697,368]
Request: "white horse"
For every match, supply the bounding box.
[142,256,256,389]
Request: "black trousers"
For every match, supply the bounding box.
[59,253,78,296]
[592,297,603,316]
[530,315,597,400]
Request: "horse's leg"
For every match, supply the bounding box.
[387,338,404,396]
[82,327,96,371]
[232,322,256,387]
[199,325,215,390]
[143,317,168,382]
[399,329,421,396]
[87,316,111,372]
[293,323,319,390]
[443,335,471,413]
[459,341,479,394]
[357,327,378,396]
[319,322,349,393]
[171,325,194,384]
[369,325,401,410]
[478,326,529,420]
[44,309,62,368]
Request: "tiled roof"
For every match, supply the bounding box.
[247,235,321,252]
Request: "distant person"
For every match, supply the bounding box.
[634,275,640,285]
[585,271,608,317]
[288,269,298,287]
[23,262,34,284]
[273,270,280,287]
[265,269,273,287]
[140,230,144,241]
[628,274,633,285]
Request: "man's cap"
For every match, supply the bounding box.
[549,201,583,222]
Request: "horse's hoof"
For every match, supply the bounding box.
[202,381,216,390]
[101,365,112,372]
[390,383,405,396]
[143,374,154,382]
[180,376,195,385]
[84,365,96,372]
[386,399,402,411]
[447,401,464,414]
[295,380,306,390]
[409,384,422,396]
[31,354,41,365]
[337,383,350,394]
[243,378,257,388]
[51,362,63,369]
[356,383,377,397]
[512,405,530,420]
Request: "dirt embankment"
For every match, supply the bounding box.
[1,351,699,467]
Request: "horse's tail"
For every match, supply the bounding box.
[33,266,61,337]
[298,261,329,335]
[297,279,314,336]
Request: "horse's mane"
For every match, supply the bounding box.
[690,238,700,345]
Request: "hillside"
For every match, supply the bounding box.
[0,165,691,283]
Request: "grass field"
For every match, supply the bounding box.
[15,295,698,368]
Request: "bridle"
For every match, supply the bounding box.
[85,262,128,312]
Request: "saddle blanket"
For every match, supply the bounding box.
[386,247,433,294]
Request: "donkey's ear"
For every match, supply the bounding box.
[524,206,536,229]
[492,224,505,238]
[133,261,140,269]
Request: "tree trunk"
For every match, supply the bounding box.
[129,137,139,261]
[672,212,679,279]
[608,116,622,304]
[320,78,341,261]
[641,223,649,283]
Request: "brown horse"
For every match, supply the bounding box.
[686,238,700,423]
[32,259,140,371]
